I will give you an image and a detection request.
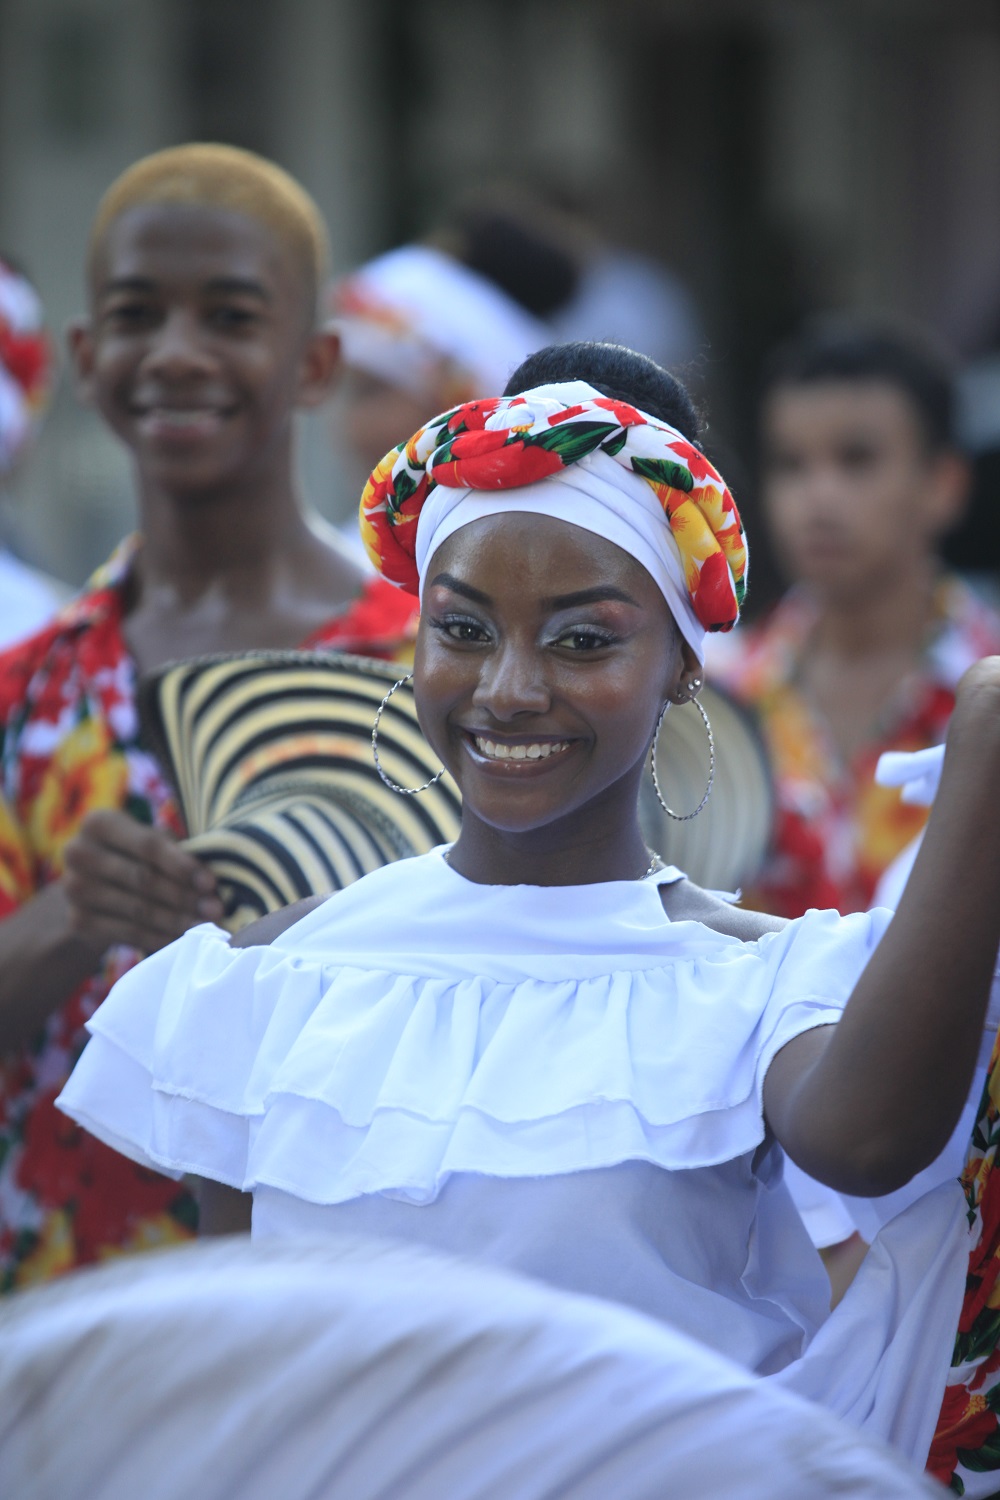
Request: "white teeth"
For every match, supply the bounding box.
[474,737,569,761]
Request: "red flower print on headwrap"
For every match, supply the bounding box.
[358,385,747,637]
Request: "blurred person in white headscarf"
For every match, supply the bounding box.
[329,243,550,480]
[0,257,68,648]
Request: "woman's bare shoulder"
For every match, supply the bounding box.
[230,894,330,949]
[660,879,787,941]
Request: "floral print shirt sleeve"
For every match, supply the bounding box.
[0,539,418,1291]
[715,577,1000,919]
[928,1032,1000,1493]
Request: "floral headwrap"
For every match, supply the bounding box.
[0,259,53,475]
[360,381,747,654]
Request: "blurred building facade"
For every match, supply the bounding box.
[1,0,999,587]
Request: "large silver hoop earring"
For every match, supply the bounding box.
[371,674,446,796]
[650,691,715,820]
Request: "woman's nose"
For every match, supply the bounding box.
[471,642,551,720]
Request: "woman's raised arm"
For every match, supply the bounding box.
[764,657,1000,1197]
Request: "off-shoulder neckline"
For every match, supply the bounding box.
[430,845,686,894]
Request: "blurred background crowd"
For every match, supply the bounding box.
[2,0,1000,593]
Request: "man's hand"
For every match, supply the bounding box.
[62,809,224,957]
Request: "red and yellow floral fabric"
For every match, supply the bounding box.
[929,1034,1000,1493]
[0,537,417,1292]
[714,579,1000,918]
[360,391,747,634]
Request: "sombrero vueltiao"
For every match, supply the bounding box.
[139,651,461,932]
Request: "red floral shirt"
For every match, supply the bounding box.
[714,576,1000,918]
[0,538,416,1291]
[927,1026,1000,1490]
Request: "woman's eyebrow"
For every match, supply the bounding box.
[547,586,642,609]
[427,576,641,610]
[428,573,492,605]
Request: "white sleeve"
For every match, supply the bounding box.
[57,923,329,1189]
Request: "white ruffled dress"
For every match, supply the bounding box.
[58,850,972,1467]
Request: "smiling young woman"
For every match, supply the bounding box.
[416,512,694,885]
[58,343,1000,1490]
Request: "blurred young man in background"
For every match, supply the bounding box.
[718,318,1000,920]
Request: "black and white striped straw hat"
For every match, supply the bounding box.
[139,651,461,931]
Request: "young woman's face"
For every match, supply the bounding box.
[415,512,691,839]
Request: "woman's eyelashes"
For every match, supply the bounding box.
[428,612,620,653]
[550,624,617,651]
[429,613,493,645]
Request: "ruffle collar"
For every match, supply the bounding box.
[58,851,889,1206]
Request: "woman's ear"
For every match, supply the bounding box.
[296,328,341,410]
[670,640,704,703]
[66,319,96,404]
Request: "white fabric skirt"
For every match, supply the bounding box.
[0,1234,940,1500]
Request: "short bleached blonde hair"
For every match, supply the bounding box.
[88,143,330,315]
